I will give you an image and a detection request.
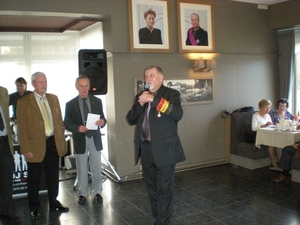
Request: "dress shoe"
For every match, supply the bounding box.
[50,204,69,212]
[77,195,86,205]
[30,210,40,220]
[94,193,103,203]
[274,174,290,183]
[0,214,20,223]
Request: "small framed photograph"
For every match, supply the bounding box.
[163,78,213,105]
[133,78,146,97]
[134,77,213,105]
[177,0,214,53]
[128,0,171,52]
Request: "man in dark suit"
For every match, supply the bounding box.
[17,72,69,219]
[126,65,185,225]
[64,75,107,205]
[0,86,20,223]
[186,13,208,46]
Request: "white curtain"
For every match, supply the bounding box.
[277,30,295,103]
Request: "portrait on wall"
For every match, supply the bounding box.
[177,0,214,53]
[128,0,171,52]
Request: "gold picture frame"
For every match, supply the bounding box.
[177,0,214,53]
[128,0,171,52]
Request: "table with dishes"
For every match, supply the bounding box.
[255,127,300,149]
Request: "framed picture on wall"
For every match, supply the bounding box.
[134,77,213,105]
[177,0,214,53]
[163,78,213,105]
[133,78,146,97]
[128,0,171,52]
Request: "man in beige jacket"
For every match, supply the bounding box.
[17,72,68,219]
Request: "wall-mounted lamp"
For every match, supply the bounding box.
[194,59,214,72]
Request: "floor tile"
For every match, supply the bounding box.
[2,163,300,225]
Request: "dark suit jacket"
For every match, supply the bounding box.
[64,94,106,154]
[17,92,66,162]
[186,27,208,46]
[126,85,185,168]
[0,86,13,156]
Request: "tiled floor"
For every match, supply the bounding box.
[4,163,300,225]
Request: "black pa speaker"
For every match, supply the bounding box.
[79,49,107,95]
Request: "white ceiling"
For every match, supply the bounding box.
[231,0,288,5]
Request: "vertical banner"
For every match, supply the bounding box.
[12,145,47,195]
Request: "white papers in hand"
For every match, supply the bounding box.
[86,113,100,130]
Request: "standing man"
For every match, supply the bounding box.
[126,65,185,225]
[186,13,208,46]
[64,75,106,205]
[9,77,32,120]
[0,86,20,223]
[17,72,69,219]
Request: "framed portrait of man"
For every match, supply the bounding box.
[128,0,171,52]
[177,0,214,53]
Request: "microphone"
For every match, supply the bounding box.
[135,82,150,101]
[144,83,150,91]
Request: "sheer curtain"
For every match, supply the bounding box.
[0,22,104,116]
[277,30,295,106]
[0,22,108,157]
[295,30,300,113]
[0,31,79,114]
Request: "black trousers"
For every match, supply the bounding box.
[141,141,175,225]
[278,145,297,173]
[27,136,60,210]
[0,136,14,215]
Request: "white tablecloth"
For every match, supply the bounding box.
[255,127,300,149]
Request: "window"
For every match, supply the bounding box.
[295,30,300,114]
[0,22,108,157]
[0,22,104,116]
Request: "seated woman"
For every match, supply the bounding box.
[252,99,275,166]
[269,98,294,165]
[269,98,294,125]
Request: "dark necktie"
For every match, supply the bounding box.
[142,102,151,141]
[83,98,93,138]
[0,111,4,131]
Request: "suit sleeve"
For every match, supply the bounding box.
[64,101,81,134]
[16,97,31,154]
[152,89,183,121]
[97,98,107,128]
[126,95,146,126]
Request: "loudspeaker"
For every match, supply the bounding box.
[79,49,107,95]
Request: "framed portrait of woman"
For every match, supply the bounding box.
[177,0,214,53]
[128,0,171,52]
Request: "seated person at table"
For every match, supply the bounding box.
[274,141,300,182]
[252,99,277,167]
[269,98,294,163]
[269,98,294,125]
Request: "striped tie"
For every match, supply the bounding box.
[142,102,151,141]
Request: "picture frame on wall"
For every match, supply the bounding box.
[128,0,171,52]
[134,77,213,105]
[133,78,147,97]
[177,0,214,53]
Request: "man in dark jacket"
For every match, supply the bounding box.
[186,13,208,46]
[64,75,107,206]
[126,65,185,225]
[0,86,20,223]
